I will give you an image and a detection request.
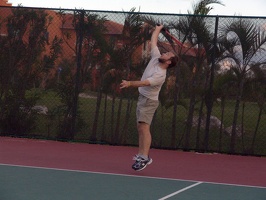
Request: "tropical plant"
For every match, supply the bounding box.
[0,7,62,135]
[219,18,266,153]
[57,10,109,140]
[170,0,224,150]
[101,8,150,144]
[212,69,237,151]
[245,65,266,154]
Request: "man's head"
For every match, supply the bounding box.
[158,52,178,69]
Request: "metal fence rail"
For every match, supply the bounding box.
[0,6,265,156]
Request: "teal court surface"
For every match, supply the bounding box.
[1,137,266,200]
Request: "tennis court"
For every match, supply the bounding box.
[1,137,266,200]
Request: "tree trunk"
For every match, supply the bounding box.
[90,86,103,141]
[196,97,205,151]
[241,102,246,152]
[113,97,123,144]
[171,64,180,148]
[121,98,133,144]
[219,97,225,152]
[101,93,108,142]
[184,89,196,150]
[110,92,116,143]
[230,79,244,154]
[251,106,263,154]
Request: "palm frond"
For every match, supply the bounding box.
[221,18,266,72]
[190,0,225,15]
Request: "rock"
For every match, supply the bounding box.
[224,125,243,137]
[190,115,223,129]
[32,105,48,115]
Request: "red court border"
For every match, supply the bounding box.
[1,136,266,187]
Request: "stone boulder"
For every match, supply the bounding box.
[224,125,243,137]
[32,105,48,115]
[191,115,223,129]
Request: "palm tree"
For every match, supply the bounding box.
[78,12,109,141]
[220,18,266,153]
[101,8,150,144]
[139,0,225,150]
[55,10,109,140]
[0,7,62,135]
[247,64,266,154]
[173,0,224,150]
[212,69,237,151]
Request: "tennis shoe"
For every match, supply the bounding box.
[132,155,152,171]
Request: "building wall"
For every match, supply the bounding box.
[0,0,12,6]
[0,6,158,92]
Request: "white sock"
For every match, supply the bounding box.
[138,154,148,160]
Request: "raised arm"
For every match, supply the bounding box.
[150,24,164,49]
[120,24,164,90]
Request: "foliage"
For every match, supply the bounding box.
[220,18,266,153]
[1,4,266,155]
[0,7,62,135]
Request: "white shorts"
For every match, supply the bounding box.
[136,94,159,125]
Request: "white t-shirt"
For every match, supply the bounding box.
[138,46,166,100]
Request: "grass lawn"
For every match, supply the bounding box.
[27,89,266,156]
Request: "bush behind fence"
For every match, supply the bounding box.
[0,6,265,156]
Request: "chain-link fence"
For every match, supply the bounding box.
[0,6,265,156]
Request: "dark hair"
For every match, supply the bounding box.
[168,55,179,69]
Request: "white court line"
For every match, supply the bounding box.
[1,163,266,189]
[158,182,202,200]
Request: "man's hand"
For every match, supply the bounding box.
[156,24,164,31]
[151,24,164,48]
[120,80,131,89]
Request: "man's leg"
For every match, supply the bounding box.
[137,122,151,157]
[132,121,153,171]
[132,95,157,171]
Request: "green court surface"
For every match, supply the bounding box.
[1,164,266,200]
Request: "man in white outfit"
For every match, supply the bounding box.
[120,24,178,171]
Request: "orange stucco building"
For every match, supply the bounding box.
[0,3,127,90]
[0,1,198,92]
[0,0,11,6]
